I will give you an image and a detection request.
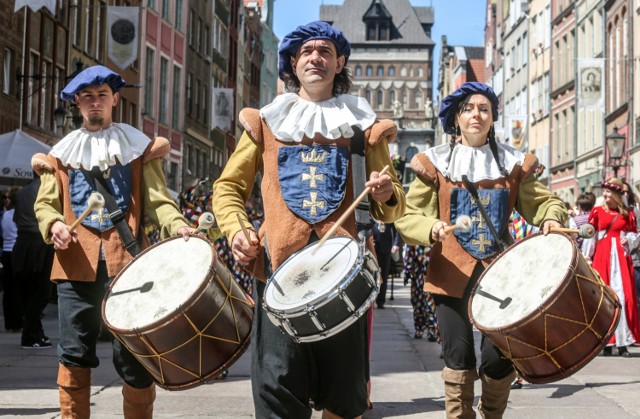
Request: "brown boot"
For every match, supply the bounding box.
[122,382,156,419]
[478,370,517,419]
[442,367,478,418]
[57,364,91,419]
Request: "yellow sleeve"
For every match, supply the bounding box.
[142,158,189,238]
[366,137,406,222]
[394,176,439,246]
[516,173,568,227]
[33,171,65,243]
[211,132,262,242]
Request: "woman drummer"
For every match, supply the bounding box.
[394,82,566,417]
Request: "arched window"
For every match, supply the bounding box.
[415,90,423,108]
[417,68,424,77]
[390,90,396,103]
[389,66,395,76]
[377,89,383,106]
[365,90,371,103]
[355,66,362,76]
[400,67,407,77]
[366,66,373,76]
[377,66,384,77]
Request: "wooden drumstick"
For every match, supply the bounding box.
[68,192,105,232]
[195,212,215,234]
[236,213,252,242]
[443,215,472,234]
[313,165,390,254]
[550,223,596,239]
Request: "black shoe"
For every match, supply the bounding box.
[414,330,424,339]
[602,346,613,356]
[21,339,52,349]
[511,380,523,390]
[427,331,437,342]
[619,346,631,357]
[376,303,385,309]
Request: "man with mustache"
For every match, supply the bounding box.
[31,65,194,418]
[212,21,405,418]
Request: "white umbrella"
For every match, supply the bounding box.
[0,129,51,181]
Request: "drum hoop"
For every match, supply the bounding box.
[264,237,365,315]
[468,231,578,333]
[102,235,216,334]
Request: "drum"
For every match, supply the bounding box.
[102,235,254,391]
[263,236,380,343]
[469,232,620,384]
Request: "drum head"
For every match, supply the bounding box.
[470,233,574,329]
[104,236,213,331]
[265,237,359,311]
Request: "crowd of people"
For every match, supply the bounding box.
[1,19,639,419]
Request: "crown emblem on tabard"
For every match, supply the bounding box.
[300,148,327,164]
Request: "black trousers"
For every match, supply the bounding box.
[251,279,369,419]
[57,261,152,388]
[1,251,22,330]
[433,262,514,380]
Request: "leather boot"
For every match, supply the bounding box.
[57,364,91,419]
[478,370,517,419]
[442,367,479,418]
[122,382,156,419]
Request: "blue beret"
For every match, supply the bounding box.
[278,21,350,80]
[60,65,126,101]
[438,82,499,135]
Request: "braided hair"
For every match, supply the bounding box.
[444,95,509,177]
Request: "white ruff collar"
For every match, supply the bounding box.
[425,142,525,182]
[259,93,377,142]
[51,123,151,171]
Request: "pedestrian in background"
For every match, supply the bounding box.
[13,174,54,349]
[403,244,439,341]
[373,221,401,309]
[1,187,21,333]
[570,192,596,258]
[589,178,640,357]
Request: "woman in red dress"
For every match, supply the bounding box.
[589,178,640,356]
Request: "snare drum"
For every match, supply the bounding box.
[102,235,254,390]
[469,232,620,384]
[263,236,380,343]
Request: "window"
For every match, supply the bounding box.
[148,0,155,10]
[367,24,376,40]
[389,90,395,103]
[355,66,362,76]
[195,78,201,120]
[389,66,395,76]
[144,48,155,117]
[365,90,371,103]
[175,0,183,31]
[366,66,373,76]
[377,89,383,106]
[73,0,82,46]
[187,73,193,116]
[40,60,50,130]
[162,0,170,21]
[188,10,195,46]
[377,66,383,77]
[415,89,422,109]
[2,48,13,95]
[159,57,168,124]
[172,66,181,127]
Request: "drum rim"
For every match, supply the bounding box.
[468,231,577,333]
[263,236,366,315]
[101,235,216,334]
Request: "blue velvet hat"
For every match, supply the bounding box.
[278,21,351,80]
[438,82,499,135]
[60,65,126,101]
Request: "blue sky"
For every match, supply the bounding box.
[272,0,486,98]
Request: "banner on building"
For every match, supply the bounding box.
[14,0,57,13]
[211,88,234,131]
[578,58,604,110]
[507,116,527,151]
[107,6,139,70]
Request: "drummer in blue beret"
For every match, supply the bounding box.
[395,82,567,417]
[31,65,194,417]
[212,20,405,418]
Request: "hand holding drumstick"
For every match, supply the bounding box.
[52,192,105,250]
[232,213,259,266]
[432,215,473,242]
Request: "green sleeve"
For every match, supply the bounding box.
[211,132,262,242]
[516,174,568,227]
[142,158,189,238]
[394,176,439,246]
[33,171,65,243]
[366,137,406,222]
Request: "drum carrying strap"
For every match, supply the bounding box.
[82,168,142,257]
[350,126,372,241]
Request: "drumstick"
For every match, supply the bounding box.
[313,165,390,254]
[195,212,215,234]
[68,192,105,232]
[443,215,472,234]
[236,213,252,242]
[550,223,596,239]
[476,286,512,309]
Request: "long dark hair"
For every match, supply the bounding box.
[281,65,352,96]
[445,95,509,177]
